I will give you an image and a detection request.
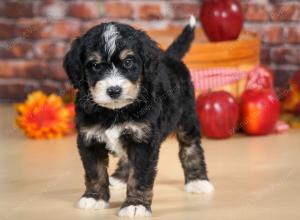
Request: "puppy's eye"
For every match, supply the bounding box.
[91,63,101,71]
[123,59,133,69]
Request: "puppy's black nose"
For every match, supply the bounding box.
[106,86,122,99]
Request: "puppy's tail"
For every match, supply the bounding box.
[165,15,196,60]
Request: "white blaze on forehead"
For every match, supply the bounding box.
[103,24,119,61]
[107,64,126,86]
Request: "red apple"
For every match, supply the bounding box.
[196,91,239,139]
[200,0,244,42]
[240,89,280,135]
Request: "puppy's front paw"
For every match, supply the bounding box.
[109,176,127,189]
[185,180,214,194]
[118,205,151,218]
[77,197,109,210]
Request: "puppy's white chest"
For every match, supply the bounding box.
[103,127,123,156]
[81,122,150,157]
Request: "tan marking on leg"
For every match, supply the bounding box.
[84,162,109,201]
[123,167,153,208]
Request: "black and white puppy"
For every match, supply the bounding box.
[63,16,214,218]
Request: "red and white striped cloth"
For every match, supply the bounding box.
[190,67,249,92]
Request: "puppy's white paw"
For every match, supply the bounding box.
[185,180,214,194]
[118,205,151,218]
[77,197,109,210]
[109,176,127,189]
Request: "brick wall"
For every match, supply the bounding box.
[0,0,299,102]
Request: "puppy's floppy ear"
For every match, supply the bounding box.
[138,32,162,79]
[63,38,85,89]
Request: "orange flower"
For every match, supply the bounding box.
[16,91,75,139]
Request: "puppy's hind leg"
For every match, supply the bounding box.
[110,156,129,189]
[176,113,214,194]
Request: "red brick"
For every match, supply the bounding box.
[69,2,99,19]
[62,81,75,96]
[287,28,300,44]
[104,2,134,19]
[0,60,16,77]
[272,47,300,65]
[0,41,33,58]
[171,3,199,19]
[38,0,67,19]
[34,41,67,59]
[0,45,9,58]
[81,19,102,33]
[12,42,34,58]
[243,4,269,21]
[0,21,15,39]
[0,60,49,79]
[248,25,285,45]
[24,61,50,78]
[139,4,164,20]
[48,61,68,81]
[5,1,34,18]
[261,26,284,45]
[273,68,296,88]
[59,81,76,99]
[40,80,62,95]
[39,0,56,4]
[15,19,48,39]
[0,59,67,81]
[16,19,81,40]
[260,47,271,65]
[0,79,39,101]
[270,4,300,21]
[0,1,4,16]
[47,20,81,40]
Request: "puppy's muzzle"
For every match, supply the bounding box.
[106,86,122,99]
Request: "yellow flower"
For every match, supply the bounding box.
[16,91,75,139]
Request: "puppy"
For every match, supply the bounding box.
[63,16,213,218]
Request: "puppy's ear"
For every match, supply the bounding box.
[63,38,84,89]
[138,32,162,79]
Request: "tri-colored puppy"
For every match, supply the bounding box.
[63,16,214,218]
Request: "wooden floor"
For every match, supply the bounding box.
[0,105,300,220]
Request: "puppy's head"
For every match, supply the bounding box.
[64,22,161,110]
